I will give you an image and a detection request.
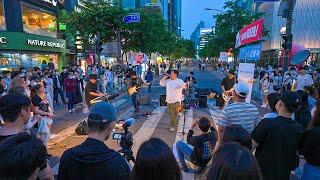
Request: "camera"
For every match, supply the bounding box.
[112,118,135,163]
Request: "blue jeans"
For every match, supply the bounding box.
[131,92,139,109]
[301,162,320,180]
[176,140,193,167]
[107,82,114,93]
[66,92,76,110]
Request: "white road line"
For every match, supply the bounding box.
[132,106,167,156]
[172,109,194,180]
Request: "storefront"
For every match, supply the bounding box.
[0,32,66,71]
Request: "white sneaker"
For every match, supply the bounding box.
[50,134,60,140]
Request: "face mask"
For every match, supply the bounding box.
[63,69,67,72]
[26,80,31,86]
[24,88,31,97]
[70,76,76,79]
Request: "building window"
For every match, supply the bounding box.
[21,3,57,38]
[0,0,5,30]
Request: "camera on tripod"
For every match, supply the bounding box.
[112,118,136,163]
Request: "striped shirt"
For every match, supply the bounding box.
[217,102,259,133]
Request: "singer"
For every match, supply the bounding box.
[160,70,186,132]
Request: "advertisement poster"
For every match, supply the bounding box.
[237,63,255,103]
[235,18,264,48]
[239,43,262,61]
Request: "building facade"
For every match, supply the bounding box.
[236,0,320,66]
[0,0,67,71]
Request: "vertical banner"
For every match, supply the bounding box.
[237,63,255,103]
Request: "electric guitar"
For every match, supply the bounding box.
[222,88,233,102]
[128,85,141,96]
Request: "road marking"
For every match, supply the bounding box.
[172,109,194,180]
[132,106,167,156]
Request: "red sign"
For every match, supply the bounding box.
[236,18,264,48]
[135,54,143,64]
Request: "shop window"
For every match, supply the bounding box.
[21,3,57,38]
[0,0,5,30]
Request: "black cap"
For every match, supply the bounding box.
[280,92,301,113]
[228,69,235,75]
[89,74,97,80]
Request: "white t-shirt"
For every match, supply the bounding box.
[160,78,185,104]
[296,74,314,91]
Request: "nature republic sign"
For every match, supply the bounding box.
[0,32,66,53]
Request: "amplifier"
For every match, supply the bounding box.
[160,94,167,106]
[198,95,207,108]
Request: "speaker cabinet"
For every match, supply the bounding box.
[199,95,207,108]
[160,94,167,106]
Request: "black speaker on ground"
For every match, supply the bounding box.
[199,95,208,108]
[215,94,225,108]
[160,94,167,106]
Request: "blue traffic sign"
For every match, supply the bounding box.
[123,13,140,24]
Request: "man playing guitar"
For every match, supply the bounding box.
[128,72,143,112]
[221,70,237,105]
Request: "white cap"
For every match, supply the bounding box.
[233,82,249,98]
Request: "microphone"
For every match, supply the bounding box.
[122,118,136,129]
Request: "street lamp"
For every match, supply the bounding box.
[204,8,223,13]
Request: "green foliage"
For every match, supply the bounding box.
[58,1,195,60]
[200,0,266,58]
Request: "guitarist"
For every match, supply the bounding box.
[221,70,237,105]
[128,72,143,112]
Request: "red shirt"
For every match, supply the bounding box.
[64,78,77,93]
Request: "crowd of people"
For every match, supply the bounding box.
[0,61,320,180]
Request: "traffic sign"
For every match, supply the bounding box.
[123,13,140,24]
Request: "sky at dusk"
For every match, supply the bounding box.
[181,0,228,39]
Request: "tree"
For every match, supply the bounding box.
[200,0,265,58]
[59,2,180,63]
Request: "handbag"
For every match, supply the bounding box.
[75,121,89,135]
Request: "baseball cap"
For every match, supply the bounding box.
[88,102,117,123]
[228,69,235,75]
[89,74,97,80]
[233,82,249,98]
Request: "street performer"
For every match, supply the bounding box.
[128,71,143,112]
[221,69,237,105]
[85,74,104,109]
[160,70,186,132]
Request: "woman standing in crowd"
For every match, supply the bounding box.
[304,86,318,111]
[73,71,83,106]
[263,93,280,119]
[299,100,320,180]
[64,72,77,114]
[131,138,182,180]
[295,90,312,130]
[43,72,54,111]
[206,142,262,180]
[31,84,55,145]
[260,72,271,108]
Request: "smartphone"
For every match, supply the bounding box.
[112,132,122,140]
